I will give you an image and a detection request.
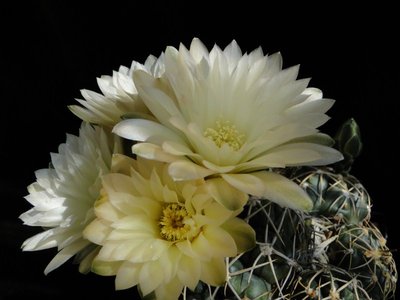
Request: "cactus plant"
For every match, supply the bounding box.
[183,119,397,300]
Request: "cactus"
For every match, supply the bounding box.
[183,119,397,299]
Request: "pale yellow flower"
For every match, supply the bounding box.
[113,38,343,211]
[20,123,121,274]
[83,156,255,300]
[69,55,165,127]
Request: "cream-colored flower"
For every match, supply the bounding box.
[69,54,165,127]
[20,123,120,274]
[113,38,343,211]
[83,156,255,300]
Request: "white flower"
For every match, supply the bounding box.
[113,38,343,211]
[20,123,120,274]
[83,156,255,300]
[69,54,165,127]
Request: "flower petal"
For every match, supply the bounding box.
[202,160,236,173]
[139,260,166,296]
[222,218,256,253]
[168,160,216,181]
[200,257,226,286]
[132,143,180,163]
[115,261,141,290]
[177,255,201,290]
[154,277,183,300]
[265,142,343,166]
[91,259,122,276]
[222,171,313,211]
[112,119,182,143]
[205,177,248,211]
[83,219,112,245]
[202,226,237,257]
[191,232,212,259]
[221,173,266,196]
[133,69,182,126]
[44,239,90,274]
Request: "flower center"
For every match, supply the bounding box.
[204,120,245,151]
[159,203,191,242]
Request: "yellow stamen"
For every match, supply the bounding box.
[204,120,245,151]
[159,203,191,242]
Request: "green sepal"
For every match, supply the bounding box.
[334,118,363,173]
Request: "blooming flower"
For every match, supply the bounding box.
[20,123,120,274]
[83,156,255,300]
[69,54,165,127]
[113,38,343,211]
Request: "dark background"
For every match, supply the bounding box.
[1,2,399,299]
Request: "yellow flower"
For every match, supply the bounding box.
[113,38,343,211]
[83,156,255,300]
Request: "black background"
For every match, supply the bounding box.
[1,2,399,299]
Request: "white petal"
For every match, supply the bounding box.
[221,173,266,197]
[44,239,90,274]
[21,228,62,251]
[223,171,313,211]
[162,141,202,161]
[202,160,236,173]
[168,160,216,181]
[134,70,182,125]
[189,38,209,63]
[132,143,180,163]
[113,119,182,144]
[265,143,343,166]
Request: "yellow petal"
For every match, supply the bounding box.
[222,218,256,253]
[110,154,136,174]
[191,232,212,259]
[78,247,99,274]
[91,259,121,276]
[98,236,168,263]
[108,192,161,219]
[83,219,112,245]
[102,173,136,196]
[177,255,201,290]
[205,177,248,211]
[175,239,197,258]
[202,226,237,257]
[115,261,141,290]
[139,260,165,295]
[203,201,235,225]
[154,277,183,300]
[200,257,226,286]
[94,197,123,223]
